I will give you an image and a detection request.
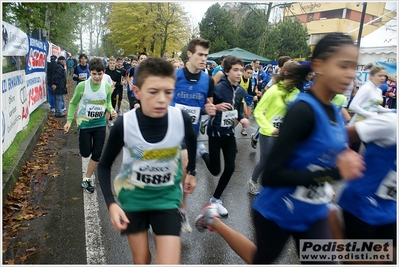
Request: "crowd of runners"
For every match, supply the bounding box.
[53,33,397,264]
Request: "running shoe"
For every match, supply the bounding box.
[200,119,208,135]
[241,128,248,136]
[247,179,260,195]
[250,133,258,149]
[82,180,95,193]
[179,210,193,233]
[210,197,228,216]
[194,203,220,232]
[117,110,123,116]
[107,120,114,127]
[196,142,207,162]
[200,120,206,135]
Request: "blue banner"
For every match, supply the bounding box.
[376,61,397,78]
[25,36,48,74]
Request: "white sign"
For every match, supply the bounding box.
[300,239,393,262]
[2,70,30,153]
[2,21,29,56]
[26,72,47,114]
[47,42,66,62]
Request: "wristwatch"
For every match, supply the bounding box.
[187,170,196,176]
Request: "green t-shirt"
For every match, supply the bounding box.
[67,79,114,129]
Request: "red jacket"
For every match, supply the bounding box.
[385,86,397,98]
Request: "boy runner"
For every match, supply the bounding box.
[97,57,198,264]
[171,37,216,233]
[64,58,117,193]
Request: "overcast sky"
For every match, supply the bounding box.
[181,1,218,25]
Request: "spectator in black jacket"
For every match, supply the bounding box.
[50,56,67,117]
[47,55,57,112]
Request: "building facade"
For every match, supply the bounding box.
[282,2,396,49]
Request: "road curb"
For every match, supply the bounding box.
[2,105,49,203]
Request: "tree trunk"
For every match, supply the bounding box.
[161,25,169,58]
[80,31,83,54]
[257,2,273,56]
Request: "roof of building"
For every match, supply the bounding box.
[360,16,397,54]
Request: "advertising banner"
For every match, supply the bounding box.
[26,72,47,114]
[2,21,29,56]
[2,70,29,153]
[355,71,369,87]
[26,36,48,74]
[47,42,61,62]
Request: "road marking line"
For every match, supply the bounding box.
[82,157,106,264]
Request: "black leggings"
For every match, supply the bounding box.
[343,210,396,247]
[78,126,106,162]
[202,134,237,199]
[252,209,336,264]
[111,88,122,109]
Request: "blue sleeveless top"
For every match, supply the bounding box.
[171,68,209,134]
[76,64,90,84]
[253,93,347,231]
[338,141,396,225]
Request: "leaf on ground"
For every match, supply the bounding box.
[14,214,24,221]
[26,247,37,252]
[17,241,27,247]
[16,254,27,262]
[12,224,21,230]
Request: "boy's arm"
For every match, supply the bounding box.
[105,84,115,113]
[236,89,249,127]
[182,110,197,194]
[98,117,125,208]
[341,108,351,124]
[182,110,197,174]
[236,97,244,122]
[72,66,79,82]
[349,86,377,118]
[66,82,85,123]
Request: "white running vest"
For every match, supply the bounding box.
[77,80,107,125]
[114,106,185,195]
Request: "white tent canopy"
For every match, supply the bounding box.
[358,16,397,65]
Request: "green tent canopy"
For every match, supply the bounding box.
[207,47,272,65]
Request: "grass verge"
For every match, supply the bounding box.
[2,107,47,171]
